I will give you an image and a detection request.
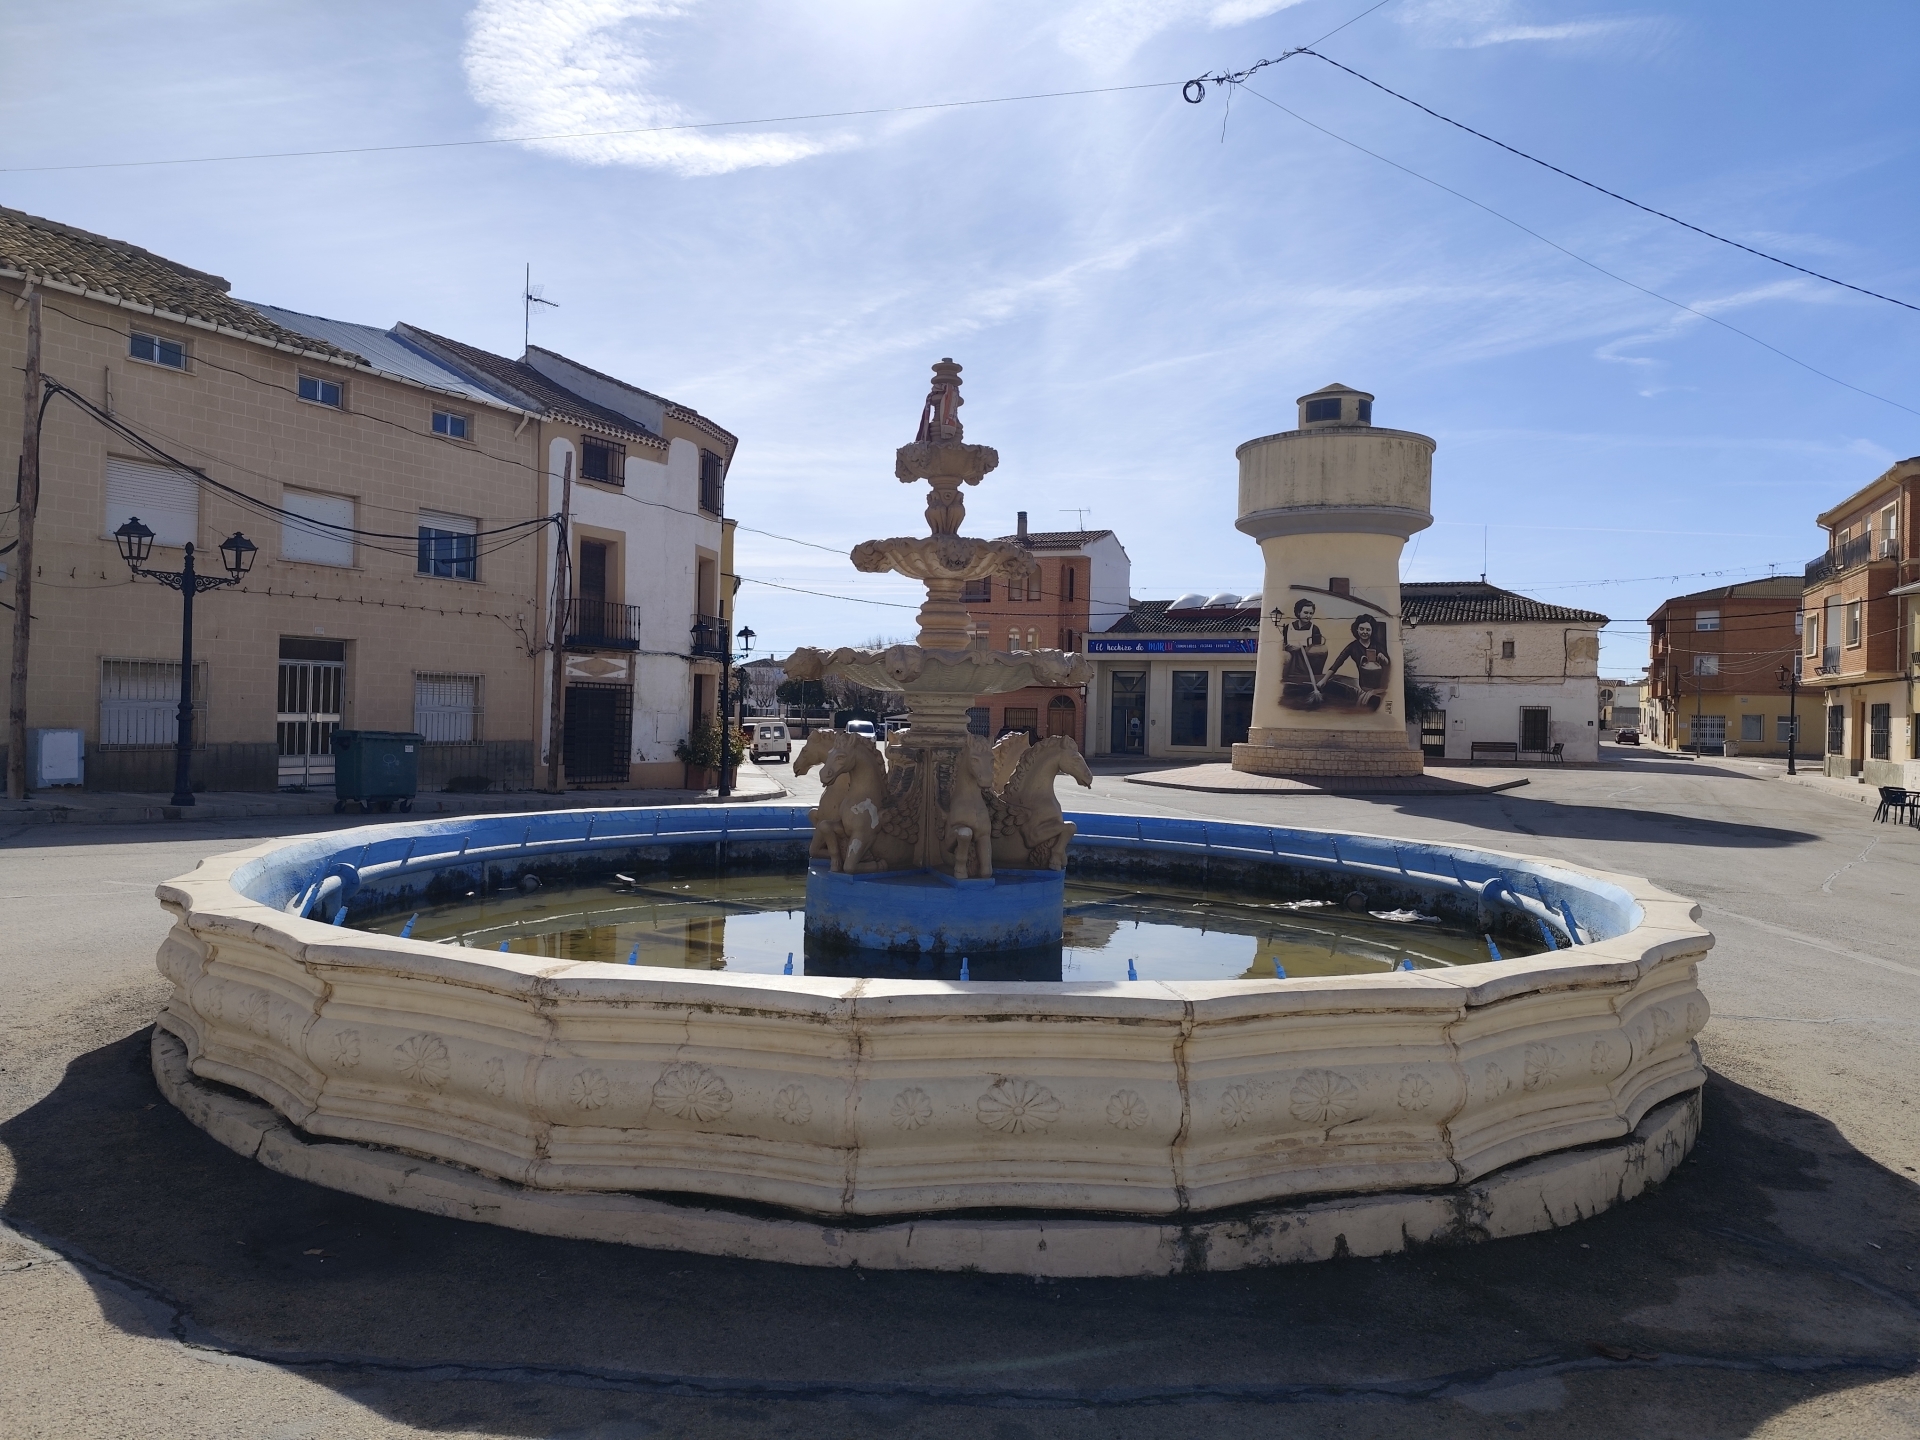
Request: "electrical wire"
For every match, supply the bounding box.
[1262,51,1920,314]
[1232,83,1920,421]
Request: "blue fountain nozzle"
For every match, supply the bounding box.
[1126,959,1138,981]
[1485,934,1503,961]
[331,908,347,926]
[783,952,794,975]
[498,940,510,952]
[399,913,417,938]
[959,957,970,982]
[1398,958,1415,971]
[1273,958,1286,979]
[627,946,639,965]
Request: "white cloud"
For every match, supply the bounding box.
[462,0,857,176]
[1397,1,1662,51]
[1055,0,1309,71]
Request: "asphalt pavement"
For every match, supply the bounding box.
[2,745,1916,1438]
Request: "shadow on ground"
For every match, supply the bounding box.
[2,1029,1916,1438]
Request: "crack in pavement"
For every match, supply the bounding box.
[2,1215,1914,1410]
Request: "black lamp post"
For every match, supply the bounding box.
[1777,659,1800,777]
[114,519,256,806]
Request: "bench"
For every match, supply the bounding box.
[1470,742,1519,764]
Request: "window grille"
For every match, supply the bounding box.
[1869,704,1891,761]
[415,673,482,743]
[100,659,205,748]
[1826,706,1845,754]
[699,449,725,513]
[581,437,625,485]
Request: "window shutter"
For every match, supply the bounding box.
[282,489,355,566]
[103,458,198,548]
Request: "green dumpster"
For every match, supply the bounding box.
[331,730,424,813]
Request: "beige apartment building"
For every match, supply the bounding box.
[1,206,737,795]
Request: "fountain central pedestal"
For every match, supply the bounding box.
[786,359,1092,956]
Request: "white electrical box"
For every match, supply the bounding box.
[28,728,85,787]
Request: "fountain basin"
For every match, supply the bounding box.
[150,805,1710,1271]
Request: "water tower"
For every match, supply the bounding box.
[1231,383,1432,778]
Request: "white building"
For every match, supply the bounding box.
[1400,582,1607,762]
[1085,595,1262,760]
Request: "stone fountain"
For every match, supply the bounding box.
[784,360,1093,956]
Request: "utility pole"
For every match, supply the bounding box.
[7,284,42,801]
[544,451,573,793]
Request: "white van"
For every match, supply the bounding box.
[844,719,878,741]
[741,720,791,762]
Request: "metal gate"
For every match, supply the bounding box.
[564,682,632,785]
[1420,710,1447,759]
[277,639,344,789]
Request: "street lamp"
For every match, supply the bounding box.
[1776,659,1800,777]
[114,519,256,807]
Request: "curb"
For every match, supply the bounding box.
[152,1028,1702,1278]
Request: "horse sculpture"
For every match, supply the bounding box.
[989,734,1094,871]
[942,733,997,880]
[793,728,850,864]
[818,732,898,873]
[990,731,1028,792]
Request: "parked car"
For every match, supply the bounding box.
[741,720,792,762]
[1615,728,1640,745]
[844,719,878,741]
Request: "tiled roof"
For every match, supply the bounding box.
[526,344,737,451]
[1106,599,1261,636]
[1401,582,1607,626]
[1647,576,1803,613]
[397,325,666,449]
[0,206,360,362]
[993,529,1116,550]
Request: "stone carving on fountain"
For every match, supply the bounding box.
[786,359,1093,881]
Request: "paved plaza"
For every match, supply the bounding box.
[2,747,1916,1438]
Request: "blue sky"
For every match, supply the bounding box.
[4,0,1917,675]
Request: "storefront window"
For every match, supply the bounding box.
[1220,671,1255,747]
[1171,671,1209,747]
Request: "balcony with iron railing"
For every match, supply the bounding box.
[1805,532,1876,586]
[689,612,728,658]
[564,599,642,651]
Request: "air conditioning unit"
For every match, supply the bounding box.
[27,728,85,787]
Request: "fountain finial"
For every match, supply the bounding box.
[915,358,965,445]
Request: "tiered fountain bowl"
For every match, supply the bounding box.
[148,362,1711,1276]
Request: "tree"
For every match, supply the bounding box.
[776,678,827,710]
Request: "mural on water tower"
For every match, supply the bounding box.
[1276,582,1394,713]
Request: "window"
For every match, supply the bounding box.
[1003,706,1039,737]
[1846,601,1862,647]
[580,437,624,486]
[1740,714,1764,743]
[103,456,197,548]
[1804,612,1818,655]
[1823,596,1842,669]
[415,674,482,743]
[1694,610,1720,632]
[1220,671,1256,747]
[417,511,477,581]
[1827,705,1845,754]
[1693,655,1719,677]
[297,373,343,408]
[1007,628,1020,651]
[1356,397,1372,423]
[1171,671,1209,747]
[1882,505,1899,559]
[699,449,725,513]
[966,707,991,738]
[99,658,204,747]
[1690,715,1726,749]
[1870,704,1891,761]
[1026,628,1038,650]
[1062,566,1077,602]
[960,578,990,603]
[281,488,355,567]
[129,331,186,370]
[1500,639,1516,659]
[1303,397,1342,422]
[431,410,470,440]
[1776,715,1797,745]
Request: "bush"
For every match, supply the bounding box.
[674,718,747,769]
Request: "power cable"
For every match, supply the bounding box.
[1225,51,1920,315]
[1231,83,1920,420]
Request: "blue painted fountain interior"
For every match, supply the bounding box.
[234,806,1640,954]
[804,863,1067,954]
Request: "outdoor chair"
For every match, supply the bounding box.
[1548,743,1564,764]
[1872,786,1913,824]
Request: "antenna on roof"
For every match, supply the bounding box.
[1061,508,1092,529]
[523,262,558,355]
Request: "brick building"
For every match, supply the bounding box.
[1644,577,1807,759]
[961,514,1129,743]
[1800,456,1920,784]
